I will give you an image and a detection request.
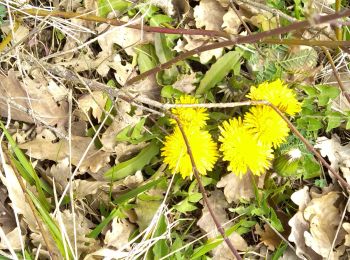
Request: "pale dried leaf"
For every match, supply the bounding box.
[48,158,71,193]
[222,8,241,35]
[291,186,311,211]
[197,190,248,257]
[303,192,342,257]
[315,135,350,183]
[0,163,37,230]
[97,19,153,56]
[173,73,197,93]
[19,136,111,173]
[288,211,319,259]
[104,218,134,249]
[217,173,264,203]
[47,80,69,102]
[193,0,225,31]
[0,71,68,127]
[0,227,25,250]
[78,91,108,123]
[74,179,107,200]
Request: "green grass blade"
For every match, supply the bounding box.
[104,141,160,181]
[0,121,51,210]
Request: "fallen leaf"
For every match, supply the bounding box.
[303,192,342,258]
[217,173,265,203]
[193,0,225,31]
[19,136,111,173]
[314,135,350,183]
[78,91,108,123]
[255,224,281,251]
[0,227,25,250]
[172,73,197,94]
[97,17,153,56]
[0,70,68,127]
[222,8,241,35]
[289,188,345,259]
[104,218,135,249]
[197,190,248,258]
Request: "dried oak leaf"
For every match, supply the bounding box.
[19,136,110,173]
[315,135,350,184]
[78,91,108,123]
[255,224,281,251]
[289,188,345,259]
[193,0,225,31]
[217,173,265,203]
[104,218,135,250]
[0,70,68,127]
[197,190,248,259]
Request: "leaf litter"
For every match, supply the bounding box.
[0,0,350,259]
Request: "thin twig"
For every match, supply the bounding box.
[1,144,60,260]
[16,9,230,39]
[173,117,242,260]
[321,47,350,104]
[126,9,350,85]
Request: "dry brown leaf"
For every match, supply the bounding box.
[0,227,25,250]
[315,135,350,184]
[104,218,134,250]
[255,224,281,251]
[289,188,345,259]
[173,73,197,93]
[73,179,107,200]
[0,71,68,127]
[19,136,110,173]
[78,91,108,123]
[0,186,16,234]
[0,163,37,231]
[222,8,241,35]
[217,173,265,203]
[193,0,225,31]
[197,190,248,258]
[97,18,153,56]
[304,192,342,258]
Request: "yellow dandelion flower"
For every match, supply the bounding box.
[246,79,302,116]
[161,127,218,179]
[244,106,290,148]
[219,118,274,177]
[170,95,209,128]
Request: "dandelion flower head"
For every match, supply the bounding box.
[170,95,209,128]
[219,118,274,177]
[161,127,218,179]
[244,106,290,148]
[246,79,302,116]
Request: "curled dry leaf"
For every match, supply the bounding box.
[97,17,153,56]
[193,0,225,31]
[197,190,248,258]
[255,224,281,251]
[222,8,241,35]
[217,173,265,203]
[0,227,24,250]
[314,135,350,184]
[0,163,37,231]
[172,73,197,94]
[104,218,135,250]
[289,187,346,259]
[19,136,111,173]
[175,35,224,64]
[78,91,108,123]
[0,71,68,127]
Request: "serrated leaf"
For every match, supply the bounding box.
[196,51,241,95]
[104,141,160,180]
